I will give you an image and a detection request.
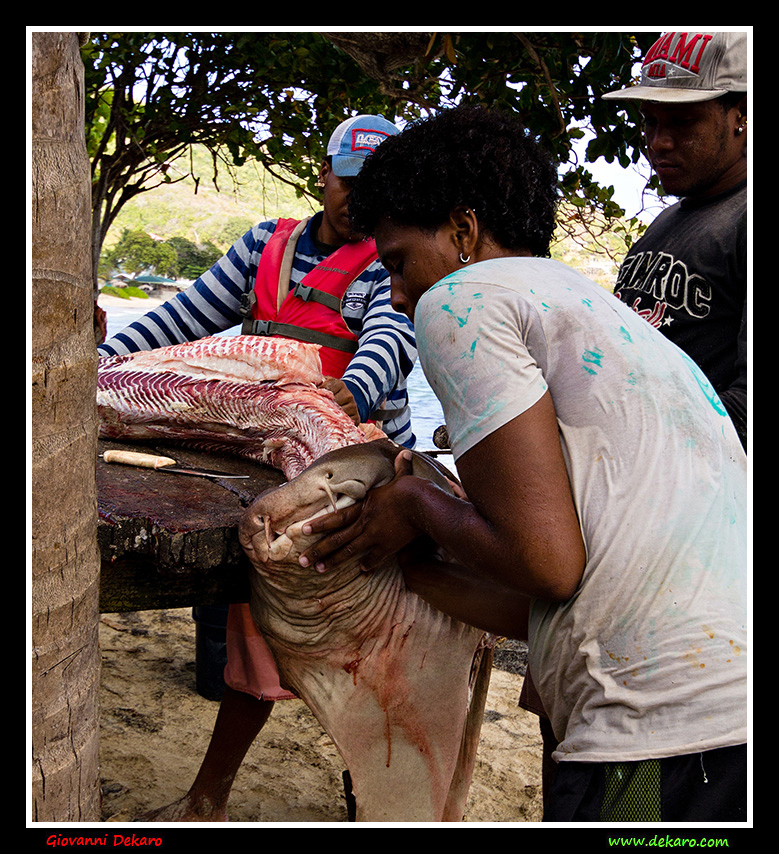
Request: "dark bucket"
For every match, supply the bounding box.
[192,604,229,701]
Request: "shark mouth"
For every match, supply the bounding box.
[263,488,360,562]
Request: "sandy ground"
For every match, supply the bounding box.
[98,608,543,825]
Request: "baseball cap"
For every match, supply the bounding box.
[603,31,747,103]
[327,115,398,177]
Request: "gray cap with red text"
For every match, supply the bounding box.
[603,31,747,103]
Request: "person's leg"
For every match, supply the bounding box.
[542,760,602,822]
[539,715,558,813]
[599,746,747,822]
[660,745,747,822]
[544,745,747,823]
[139,605,293,821]
[138,688,274,821]
[545,759,663,822]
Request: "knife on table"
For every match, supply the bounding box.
[100,450,249,479]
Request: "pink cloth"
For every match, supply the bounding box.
[223,603,296,701]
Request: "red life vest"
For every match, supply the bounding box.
[241,217,378,378]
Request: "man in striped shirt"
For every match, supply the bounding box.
[106,116,418,821]
[98,119,417,449]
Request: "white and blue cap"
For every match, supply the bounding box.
[327,114,399,177]
[603,31,747,104]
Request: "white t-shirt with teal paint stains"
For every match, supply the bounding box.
[414,257,747,764]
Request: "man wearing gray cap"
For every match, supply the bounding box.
[604,31,748,449]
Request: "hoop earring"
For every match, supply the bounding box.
[459,252,471,264]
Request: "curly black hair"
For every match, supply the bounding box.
[348,105,560,257]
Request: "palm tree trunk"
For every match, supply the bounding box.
[31,30,101,821]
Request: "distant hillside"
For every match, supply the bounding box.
[106,146,317,253]
[108,145,635,290]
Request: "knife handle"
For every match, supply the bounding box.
[102,450,177,469]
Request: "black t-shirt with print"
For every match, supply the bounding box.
[614,181,747,448]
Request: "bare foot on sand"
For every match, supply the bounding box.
[135,794,229,823]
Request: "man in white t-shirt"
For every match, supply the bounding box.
[300,105,748,822]
[414,257,746,767]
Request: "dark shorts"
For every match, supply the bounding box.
[544,744,747,823]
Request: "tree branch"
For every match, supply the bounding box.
[513,33,566,137]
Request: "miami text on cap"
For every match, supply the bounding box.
[602,31,747,104]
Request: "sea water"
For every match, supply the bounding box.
[100,295,451,460]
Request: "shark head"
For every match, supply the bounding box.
[240,439,399,565]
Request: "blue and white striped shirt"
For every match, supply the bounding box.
[98,214,418,447]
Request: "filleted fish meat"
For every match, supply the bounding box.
[97,336,383,479]
[99,334,324,385]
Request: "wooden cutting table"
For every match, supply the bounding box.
[97,438,285,613]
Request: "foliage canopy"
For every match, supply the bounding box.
[82,31,659,285]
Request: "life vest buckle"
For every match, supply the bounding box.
[292,282,343,313]
[293,283,316,303]
[239,290,257,318]
[243,318,272,336]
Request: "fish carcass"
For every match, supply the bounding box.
[97,336,382,479]
[98,335,492,820]
[240,439,494,822]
